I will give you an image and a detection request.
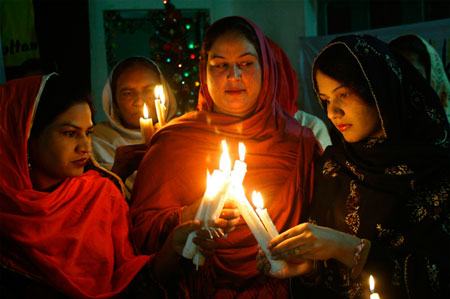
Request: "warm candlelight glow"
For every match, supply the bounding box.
[220,140,232,174]
[239,142,245,161]
[369,275,375,293]
[160,86,165,106]
[154,85,161,99]
[143,103,149,119]
[252,191,264,209]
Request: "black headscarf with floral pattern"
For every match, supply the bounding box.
[305,34,450,299]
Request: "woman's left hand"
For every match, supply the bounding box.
[268,223,360,268]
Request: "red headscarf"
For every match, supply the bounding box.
[131,16,320,297]
[0,75,150,298]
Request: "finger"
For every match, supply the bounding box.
[267,223,309,249]
[177,220,202,234]
[220,208,240,220]
[222,200,238,209]
[270,233,309,257]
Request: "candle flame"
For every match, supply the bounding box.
[369,275,375,292]
[220,140,231,174]
[143,103,149,119]
[154,85,161,99]
[239,142,246,161]
[252,191,264,209]
[205,170,222,198]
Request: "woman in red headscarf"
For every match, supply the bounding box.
[131,16,321,297]
[0,73,216,298]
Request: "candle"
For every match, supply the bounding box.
[154,85,166,127]
[139,103,154,143]
[231,142,247,187]
[233,187,286,273]
[253,191,279,239]
[369,275,381,299]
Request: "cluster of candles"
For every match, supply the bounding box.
[139,84,167,143]
[182,141,286,272]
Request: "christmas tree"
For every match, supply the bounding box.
[148,0,208,114]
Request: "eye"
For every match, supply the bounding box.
[340,92,349,99]
[320,97,330,105]
[63,130,76,137]
[213,63,227,68]
[86,130,93,137]
[240,61,253,67]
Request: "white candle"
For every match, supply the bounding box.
[369,275,381,299]
[139,103,154,143]
[233,187,286,273]
[231,142,247,187]
[154,85,166,127]
[253,191,279,239]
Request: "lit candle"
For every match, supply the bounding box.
[139,103,154,143]
[253,191,279,239]
[233,188,286,273]
[154,85,166,127]
[231,142,247,187]
[369,275,381,299]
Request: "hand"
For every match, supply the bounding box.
[268,223,360,268]
[170,220,203,255]
[111,144,147,181]
[213,200,240,234]
[256,248,313,279]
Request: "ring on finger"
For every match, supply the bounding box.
[293,247,302,256]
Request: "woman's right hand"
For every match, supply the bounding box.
[256,248,313,279]
[181,199,241,234]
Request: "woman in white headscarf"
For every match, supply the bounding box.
[92,57,177,198]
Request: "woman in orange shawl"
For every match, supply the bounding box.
[0,74,212,298]
[131,16,321,297]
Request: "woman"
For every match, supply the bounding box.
[92,57,178,198]
[0,74,220,298]
[389,34,450,122]
[257,35,450,298]
[131,16,321,297]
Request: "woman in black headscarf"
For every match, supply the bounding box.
[257,34,449,298]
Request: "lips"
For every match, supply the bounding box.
[72,157,89,167]
[336,124,351,132]
[225,89,245,95]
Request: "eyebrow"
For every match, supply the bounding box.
[210,52,258,59]
[319,85,346,96]
[60,123,94,130]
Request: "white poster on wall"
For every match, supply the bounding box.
[298,18,450,121]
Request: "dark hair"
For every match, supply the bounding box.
[388,35,430,81]
[313,43,373,104]
[200,17,261,63]
[110,57,160,103]
[30,74,94,138]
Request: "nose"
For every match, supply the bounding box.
[327,99,344,120]
[227,64,242,80]
[133,92,145,106]
[77,134,92,154]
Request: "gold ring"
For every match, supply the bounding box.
[293,247,301,256]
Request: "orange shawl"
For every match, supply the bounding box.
[0,75,150,298]
[131,17,320,298]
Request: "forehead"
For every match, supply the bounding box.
[117,65,160,85]
[51,102,93,127]
[209,32,258,57]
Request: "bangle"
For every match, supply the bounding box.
[350,238,368,278]
[353,239,366,268]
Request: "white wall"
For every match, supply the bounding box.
[89,0,318,122]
